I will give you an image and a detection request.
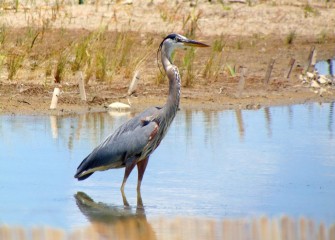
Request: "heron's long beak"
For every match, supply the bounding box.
[183,39,210,48]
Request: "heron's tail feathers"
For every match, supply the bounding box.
[74,154,94,181]
[74,152,122,181]
[74,144,125,181]
[75,172,93,181]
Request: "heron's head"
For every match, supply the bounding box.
[158,33,209,59]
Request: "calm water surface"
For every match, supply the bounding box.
[0,103,334,229]
[315,58,334,76]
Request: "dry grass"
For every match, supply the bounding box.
[202,35,226,81]
[0,26,223,87]
[157,1,182,23]
[181,48,196,87]
[54,50,68,83]
[6,50,25,80]
[0,28,159,85]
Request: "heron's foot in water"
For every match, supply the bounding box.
[137,190,144,208]
[121,188,130,207]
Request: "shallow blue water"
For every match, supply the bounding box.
[315,58,335,76]
[0,103,334,229]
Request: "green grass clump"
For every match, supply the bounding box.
[236,40,243,50]
[0,54,5,73]
[317,30,327,44]
[304,4,320,17]
[203,35,225,81]
[54,51,68,83]
[71,35,92,72]
[7,51,25,80]
[95,49,108,82]
[226,64,236,77]
[155,71,165,85]
[0,25,7,45]
[182,48,195,87]
[14,0,19,12]
[45,59,53,78]
[286,31,296,45]
[183,10,202,39]
[114,32,134,70]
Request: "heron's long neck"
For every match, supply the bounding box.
[161,49,181,123]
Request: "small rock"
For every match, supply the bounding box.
[319,88,327,96]
[318,75,330,85]
[306,71,314,79]
[311,80,320,88]
[299,74,304,81]
[121,0,133,4]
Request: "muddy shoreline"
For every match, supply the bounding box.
[1,79,334,115]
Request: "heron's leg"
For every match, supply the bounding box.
[121,190,130,207]
[121,161,136,194]
[137,190,144,208]
[136,157,149,193]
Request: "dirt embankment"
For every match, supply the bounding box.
[0,0,335,115]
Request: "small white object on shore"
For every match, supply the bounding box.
[108,102,131,111]
[310,80,320,88]
[318,75,331,85]
[306,71,314,79]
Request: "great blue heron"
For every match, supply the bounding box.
[74,33,209,201]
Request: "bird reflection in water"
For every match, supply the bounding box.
[74,191,156,239]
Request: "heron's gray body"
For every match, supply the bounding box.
[75,107,159,179]
[74,33,208,196]
[74,65,181,180]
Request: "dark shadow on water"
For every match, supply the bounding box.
[74,191,156,239]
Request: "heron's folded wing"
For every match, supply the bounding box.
[75,120,158,177]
